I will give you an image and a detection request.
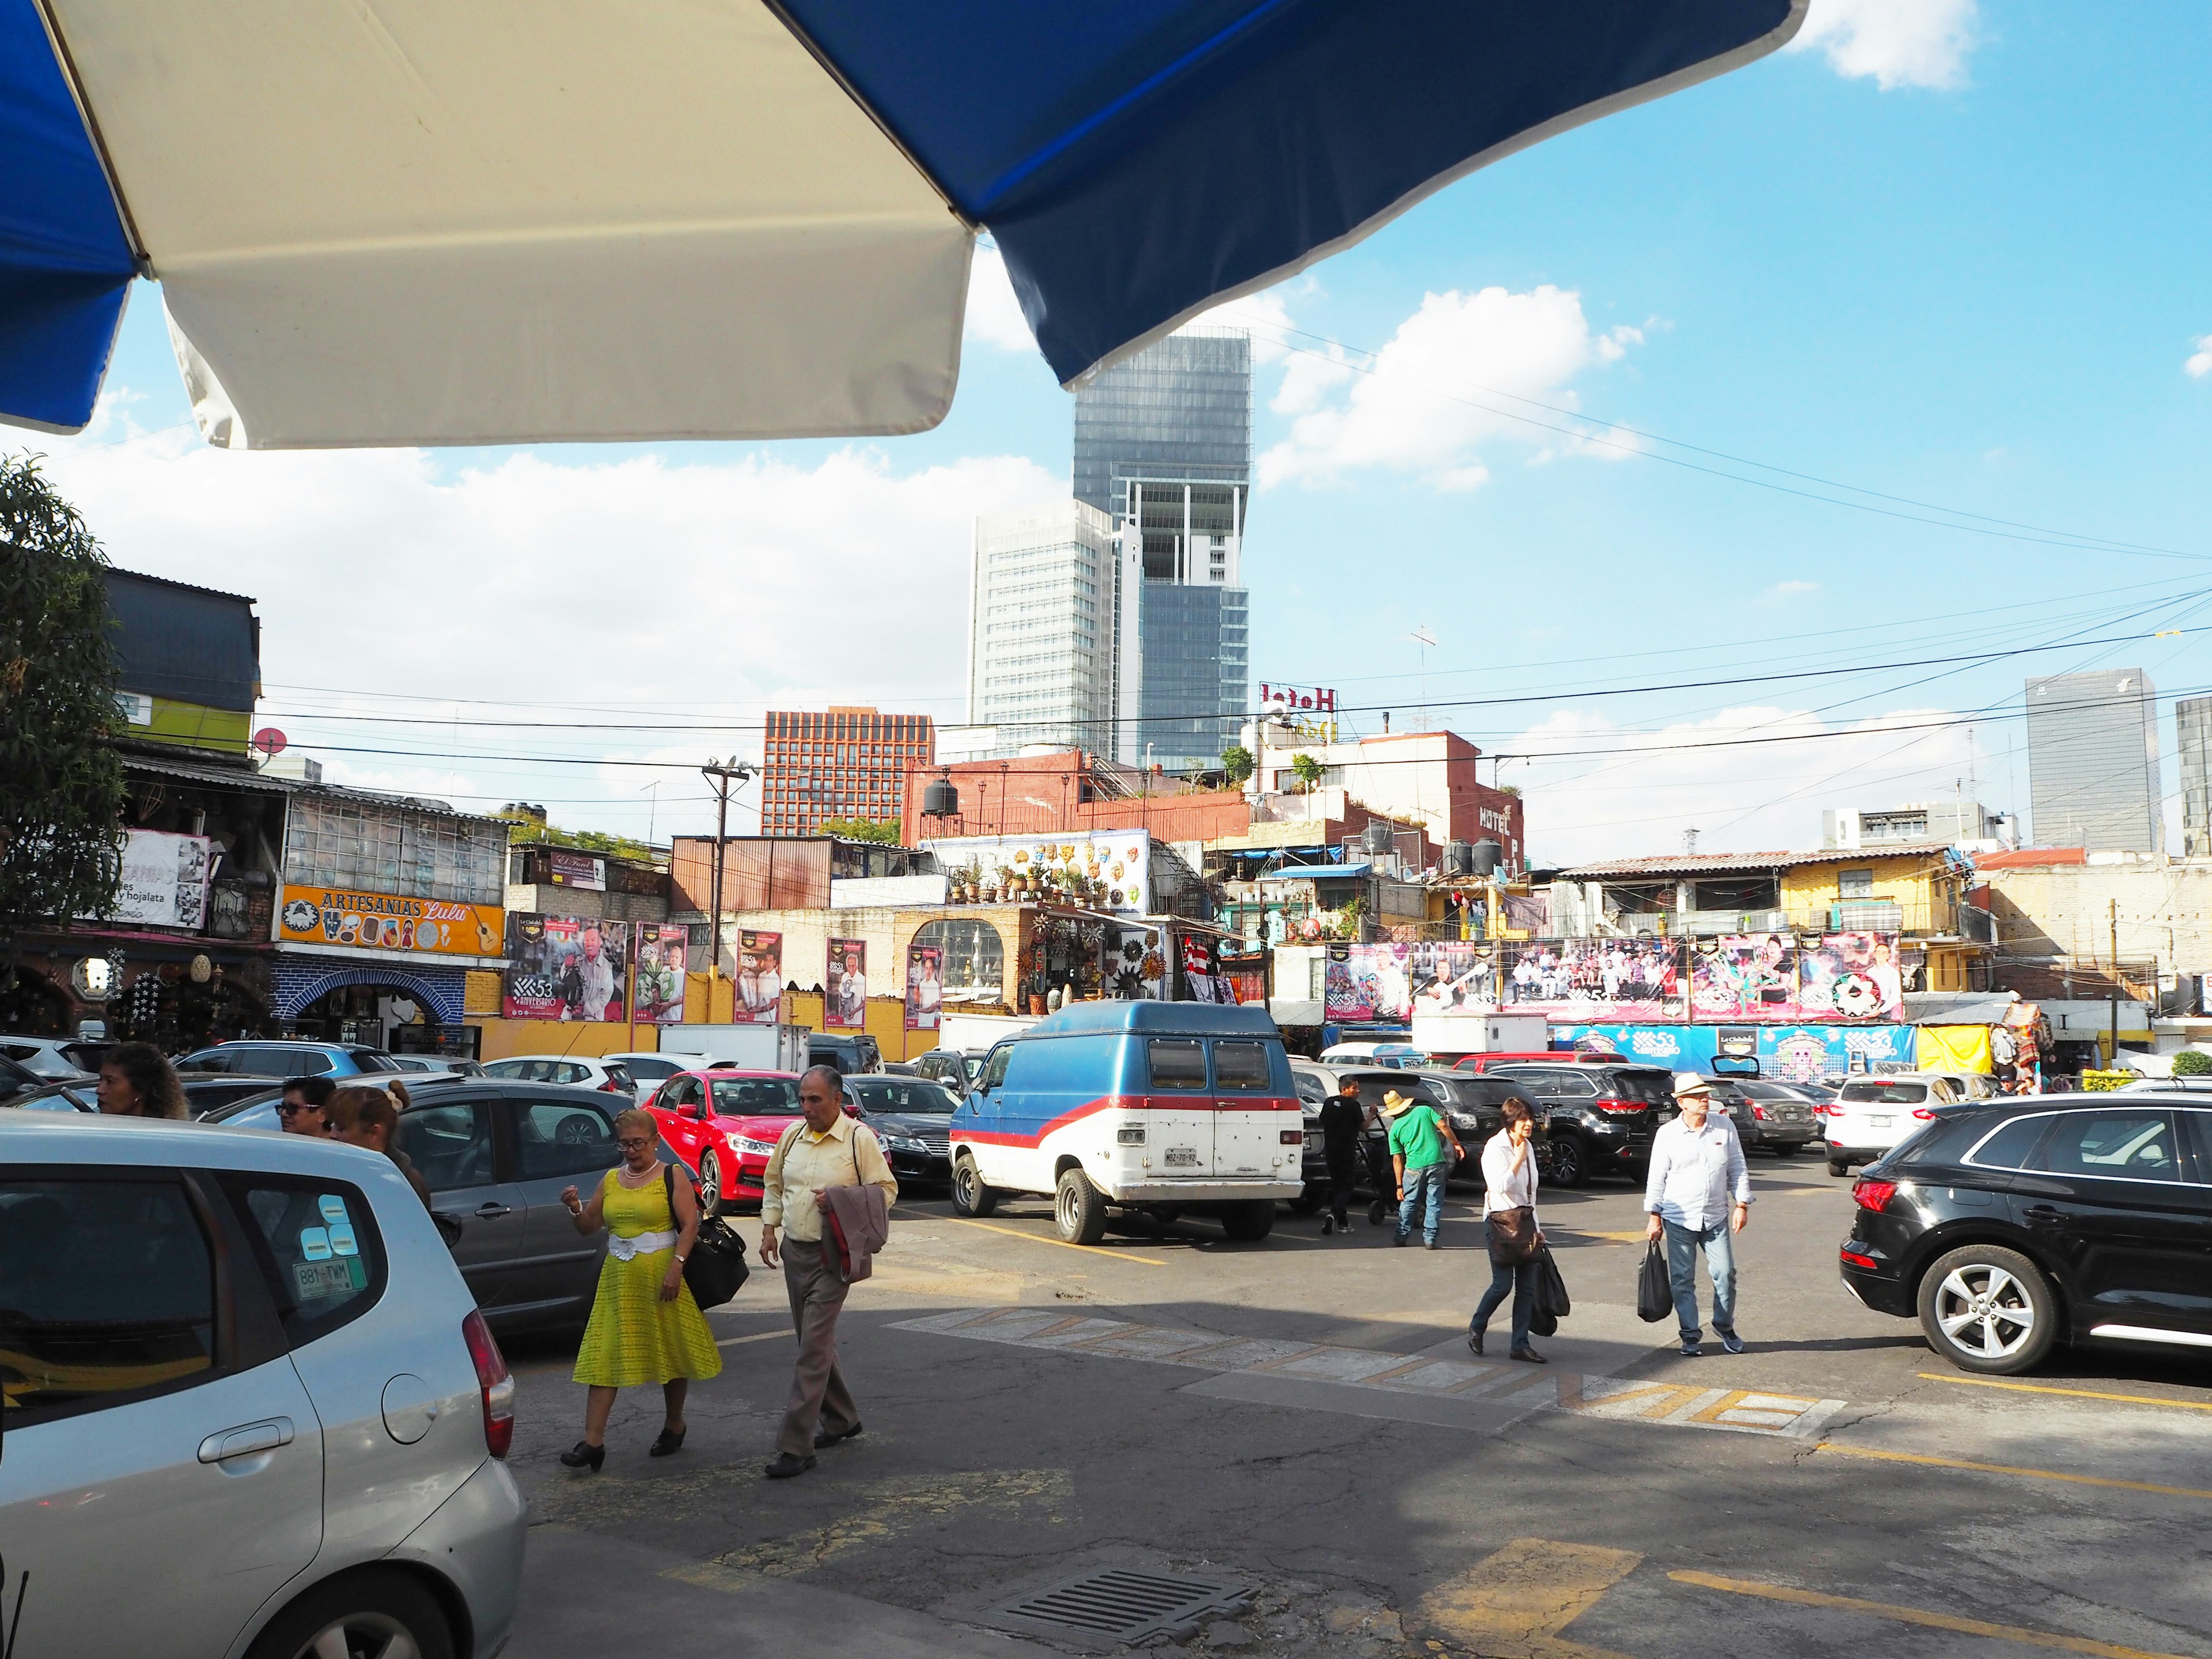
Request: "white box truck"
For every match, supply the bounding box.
[1409,1010,1550,1063]
[657,1022,810,1072]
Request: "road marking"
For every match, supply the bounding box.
[1917,1372,2212,1413]
[938,1216,1166,1266]
[717,1328,791,1347]
[1419,1537,1642,1659]
[1670,1570,2200,1659]
[1815,1442,2212,1500]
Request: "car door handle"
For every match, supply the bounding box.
[472,1201,512,1218]
[2021,1205,2063,1222]
[199,1417,294,1464]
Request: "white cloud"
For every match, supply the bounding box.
[963,244,1035,351]
[1257,285,1639,490]
[1762,579,1822,600]
[1183,282,1307,364]
[2187,334,2212,378]
[1786,0,1977,91]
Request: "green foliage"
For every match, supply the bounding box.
[499,809,654,865]
[819,816,902,845]
[1219,744,1255,786]
[0,455,124,945]
[2171,1048,2212,1077]
[1290,752,1325,793]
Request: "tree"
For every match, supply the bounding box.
[819,816,901,845]
[497,806,655,865]
[1290,752,1325,794]
[2172,1048,2212,1077]
[0,455,126,972]
[1219,744,1255,787]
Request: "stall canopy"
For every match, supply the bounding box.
[3,0,1804,448]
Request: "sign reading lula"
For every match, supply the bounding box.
[280,885,504,957]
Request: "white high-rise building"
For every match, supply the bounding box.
[961,502,1119,757]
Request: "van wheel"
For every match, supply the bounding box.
[1219,1201,1275,1243]
[952,1157,999,1218]
[1054,1168,1108,1244]
[699,1151,725,1218]
[1918,1244,2056,1374]
[245,1568,454,1659]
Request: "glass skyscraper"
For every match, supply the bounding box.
[965,502,1119,755]
[2025,670,2161,851]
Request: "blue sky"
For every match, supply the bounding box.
[40,1,2212,862]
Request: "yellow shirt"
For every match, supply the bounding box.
[760,1111,897,1243]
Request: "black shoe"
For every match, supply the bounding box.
[764,1453,816,1479]
[559,1440,605,1472]
[649,1427,686,1458]
[1468,1329,1485,1357]
[1320,1217,1334,1236]
[1510,1346,1547,1364]
[813,1421,863,1449]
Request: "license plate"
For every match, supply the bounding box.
[1868,1115,1892,1128]
[1165,1147,1200,1168]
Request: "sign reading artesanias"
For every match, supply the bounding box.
[280,885,504,957]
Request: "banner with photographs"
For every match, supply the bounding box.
[502,914,628,1021]
[905,944,942,1031]
[1495,940,1685,1021]
[826,938,868,1029]
[734,929,783,1025]
[1798,931,1904,1021]
[1690,934,1801,1021]
[632,923,689,1024]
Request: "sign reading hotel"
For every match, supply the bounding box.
[280,885,504,958]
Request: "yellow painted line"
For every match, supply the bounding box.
[1918,1372,2212,1413]
[716,1328,791,1348]
[940,1215,1165,1266]
[1815,1442,2212,1500]
[1669,1570,2200,1659]
[1419,1537,1642,1659]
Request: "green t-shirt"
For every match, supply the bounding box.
[1385,1101,1452,1171]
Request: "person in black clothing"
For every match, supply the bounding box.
[1317,1078,1366,1236]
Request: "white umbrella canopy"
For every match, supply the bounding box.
[1,0,1804,449]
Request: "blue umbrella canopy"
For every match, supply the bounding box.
[1,0,1802,447]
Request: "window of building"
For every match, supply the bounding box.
[910,919,1005,1001]
[1838,868,1874,899]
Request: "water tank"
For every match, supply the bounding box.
[1361,820,1395,857]
[922,778,960,818]
[1470,840,1503,876]
[1444,840,1474,876]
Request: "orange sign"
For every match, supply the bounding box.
[279,885,504,958]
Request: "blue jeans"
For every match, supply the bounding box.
[1469,1257,1533,1351]
[1663,1218,1737,1342]
[1396,1162,1449,1244]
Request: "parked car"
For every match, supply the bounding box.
[1483,1060,1677,1188]
[1453,1050,1609,1073]
[914,1046,989,1092]
[389,1053,486,1076]
[601,1050,707,1085]
[180,1074,293,1117]
[1289,1060,1530,1196]
[1823,1073,1960,1176]
[810,1032,884,1075]
[1916,1069,1998,1101]
[175,1039,402,1078]
[0,1052,89,1109]
[845,1073,959,1187]
[879,1059,919,1076]
[1839,1092,2212,1374]
[645,1069,806,1214]
[0,1033,104,1080]
[1317,1041,1427,1069]
[1705,1076,1817,1156]
[480,1053,637,1094]
[0,1109,527,1657]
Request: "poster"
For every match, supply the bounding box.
[1556,1022,1913,1080]
[547,851,606,891]
[502,915,628,1021]
[905,944,942,1031]
[1690,934,1801,1021]
[734,929,783,1025]
[920,828,1152,914]
[1495,940,1684,1021]
[101,829,213,929]
[632,923,689,1024]
[826,938,867,1029]
[1798,931,1904,1021]
[282,884,503,959]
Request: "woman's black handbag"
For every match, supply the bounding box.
[664,1166,749,1308]
[1636,1239,1672,1323]
[1529,1245,1570,1338]
[1486,1206,1540,1264]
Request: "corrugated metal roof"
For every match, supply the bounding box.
[1901,991,2018,1027]
[1559,840,1961,880]
[1258,862,1372,881]
[122,753,296,794]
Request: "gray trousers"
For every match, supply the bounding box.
[778,1238,859,1457]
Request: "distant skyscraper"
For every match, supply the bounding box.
[965,502,1119,755]
[2179,696,2212,857]
[2025,671,2160,851]
[1074,331,1252,772]
[760,707,933,836]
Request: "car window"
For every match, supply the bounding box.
[514,1100,621,1180]
[1146,1039,1210,1093]
[1895,1112,2001,1169]
[851,1080,957,1113]
[350,1051,400,1074]
[1212,1041,1272,1092]
[661,1075,699,1111]
[1609,1071,1677,1104]
[233,1175,384,1339]
[1966,1114,2050,1171]
[2031,1110,2181,1183]
[1549,1071,1597,1097]
[396,1103,499,1191]
[624,1056,681,1081]
[979,1046,1013,1093]
[1294,1074,1331,1105]
[605,1064,634,1090]
[1842,1080,1928,1104]
[2180,1111,2212,1180]
[483,1060,521,1078]
[712,1077,803,1115]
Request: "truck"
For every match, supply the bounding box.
[656,1022,810,1073]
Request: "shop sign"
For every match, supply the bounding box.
[97,829,213,929]
[281,885,503,958]
[547,851,606,891]
[734,930,783,1026]
[826,938,867,1029]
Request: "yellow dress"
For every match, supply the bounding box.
[571,1167,723,1388]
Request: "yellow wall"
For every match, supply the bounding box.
[1778,853,1959,934]
[134,696,252,757]
[784,990,940,1062]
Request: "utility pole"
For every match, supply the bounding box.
[2109,897,2120,1067]
[700,759,755,990]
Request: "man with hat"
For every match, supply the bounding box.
[1384,1085,1463,1249]
[1643,1074,1752,1356]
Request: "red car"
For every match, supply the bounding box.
[645,1069,814,1214]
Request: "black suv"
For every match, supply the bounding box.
[1485,1062,1676,1187]
[809,1033,883,1075]
[1839,1092,2212,1374]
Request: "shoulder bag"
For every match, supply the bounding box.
[1486,1205,1540,1264]
[663,1164,749,1309]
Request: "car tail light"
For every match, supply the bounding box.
[1840,1248,1879,1270]
[461,1309,514,1459]
[599,1077,624,1093]
[1279,1129,1304,1145]
[1911,1107,1936,1120]
[1851,1177,1897,1213]
[1593,1098,1643,1115]
[1750,1104,1770,1120]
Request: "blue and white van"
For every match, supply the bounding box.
[949,1002,1302,1244]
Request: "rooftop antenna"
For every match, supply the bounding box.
[1410,627,1437,730]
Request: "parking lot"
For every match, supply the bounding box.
[502,1156,2212,1659]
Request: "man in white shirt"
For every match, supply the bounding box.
[1643,1075,1752,1357]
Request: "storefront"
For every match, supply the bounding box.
[273,882,505,1055]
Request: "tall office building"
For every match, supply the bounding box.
[760,706,934,836]
[2179,696,2212,857]
[964,502,1120,755]
[2025,671,2161,851]
[1074,331,1252,772]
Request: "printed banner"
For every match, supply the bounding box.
[502,914,628,1021]
[905,944,942,1031]
[734,929,783,1026]
[547,851,606,891]
[1498,940,1685,1021]
[920,828,1152,913]
[1556,1022,1914,1081]
[1690,934,1802,1021]
[282,885,503,959]
[100,829,213,929]
[632,924,689,1024]
[1798,931,1904,1021]
[826,938,868,1029]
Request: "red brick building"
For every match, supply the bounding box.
[760,706,933,835]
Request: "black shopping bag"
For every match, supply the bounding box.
[1636,1239,1672,1323]
[1529,1245,1570,1338]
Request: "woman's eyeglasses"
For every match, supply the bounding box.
[276,1101,320,1116]
[616,1136,652,1150]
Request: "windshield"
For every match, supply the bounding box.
[0,1053,43,1102]
[1606,1070,1677,1103]
[851,1079,957,1114]
[351,1050,402,1074]
[1841,1080,1928,1104]
[712,1077,802,1116]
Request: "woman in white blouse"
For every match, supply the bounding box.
[1468,1096,1546,1363]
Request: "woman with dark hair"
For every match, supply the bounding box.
[1468,1096,1545,1363]
[96,1042,188,1119]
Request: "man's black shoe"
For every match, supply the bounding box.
[764,1453,816,1479]
[814,1422,863,1449]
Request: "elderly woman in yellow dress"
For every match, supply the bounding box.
[558,1107,721,1471]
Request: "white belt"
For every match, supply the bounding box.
[607,1228,677,1262]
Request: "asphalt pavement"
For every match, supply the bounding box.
[500,1154,2212,1659]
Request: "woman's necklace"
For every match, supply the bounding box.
[615,1161,658,1188]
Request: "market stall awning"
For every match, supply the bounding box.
[3,0,1804,446]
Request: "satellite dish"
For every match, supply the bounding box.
[252,728,288,759]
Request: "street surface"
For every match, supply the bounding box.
[502,1159,2212,1659]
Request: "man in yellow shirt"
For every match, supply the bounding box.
[759,1065,898,1478]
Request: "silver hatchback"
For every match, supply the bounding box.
[0,1113,526,1658]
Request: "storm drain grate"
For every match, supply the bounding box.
[985,1567,1250,1643]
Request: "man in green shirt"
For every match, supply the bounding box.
[1385,1086,1462,1249]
